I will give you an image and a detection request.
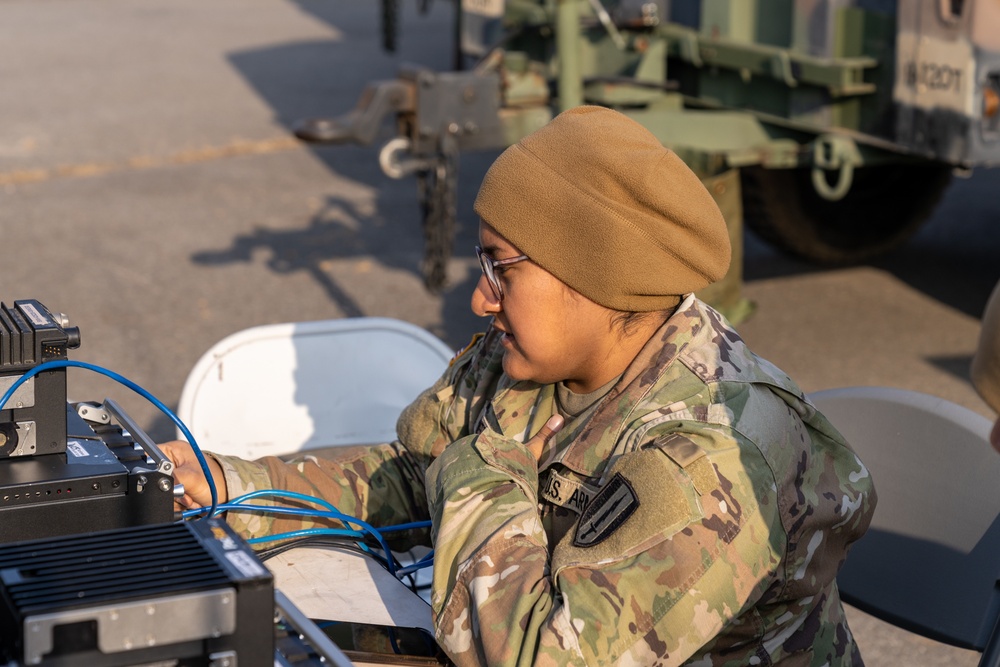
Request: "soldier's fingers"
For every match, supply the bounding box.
[527,415,565,461]
[537,414,565,441]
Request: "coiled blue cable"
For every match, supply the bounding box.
[0,360,436,578]
[224,489,401,575]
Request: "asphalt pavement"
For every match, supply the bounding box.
[1,1,998,664]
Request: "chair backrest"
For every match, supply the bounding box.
[177,317,454,459]
[810,386,1000,659]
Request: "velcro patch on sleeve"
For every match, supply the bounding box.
[561,450,702,560]
[657,433,720,496]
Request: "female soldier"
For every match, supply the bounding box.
[163,106,876,666]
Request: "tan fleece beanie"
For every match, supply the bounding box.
[972,281,1000,414]
[474,105,731,312]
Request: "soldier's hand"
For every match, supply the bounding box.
[527,415,564,462]
[159,440,229,509]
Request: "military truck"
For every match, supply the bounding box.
[295,0,1000,316]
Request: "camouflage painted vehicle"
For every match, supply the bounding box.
[296,0,1000,314]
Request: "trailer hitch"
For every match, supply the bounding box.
[294,67,506,291]
[294,79,416,146]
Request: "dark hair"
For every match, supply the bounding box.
[609,308,673,336]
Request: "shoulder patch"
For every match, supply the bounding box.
[573,473,639,548]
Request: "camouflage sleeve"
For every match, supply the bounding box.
[425,428,557,666]
[397,331,493,466]
[213,442,430,548]
[205,332,495,547]
[424,427,783,667]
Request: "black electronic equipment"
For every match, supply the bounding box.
[0,298,174,544]
[0,399,176,543]
[0,299,81,458]
[0,518,275,667]
[0,298,441,667]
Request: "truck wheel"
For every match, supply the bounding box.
[740,163,953,264]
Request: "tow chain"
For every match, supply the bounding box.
[381,0,397,52]
[417,134,458,292]
[382,0,433,53]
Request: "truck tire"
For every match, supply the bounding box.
[741,163,953,264]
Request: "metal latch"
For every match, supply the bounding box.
[811,134,863,201]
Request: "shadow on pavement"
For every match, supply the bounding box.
[192,1,491,349]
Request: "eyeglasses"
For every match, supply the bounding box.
[475,245,528,301]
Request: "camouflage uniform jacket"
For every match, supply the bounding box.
[216,295,876,666]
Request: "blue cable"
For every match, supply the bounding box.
[247,527,369,546]
[180,502,368,534]
[398,548,435,573]
[396,553,435,577]
[185,498,433,577]
[377,520,432,534]
[226,488,341,514]
[182,503,376,557]
[0,359,218,516]
[224,489,401,575]
[185,501,429,535]
[0,361,433,577]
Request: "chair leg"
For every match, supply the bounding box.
[979,601,1000,667]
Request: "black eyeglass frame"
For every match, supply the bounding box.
[475,245,529,301]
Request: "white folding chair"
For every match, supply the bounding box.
[177,317,454,459]
[810,386,1000,666]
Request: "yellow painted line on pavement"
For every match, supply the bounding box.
[0,135,303,186]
